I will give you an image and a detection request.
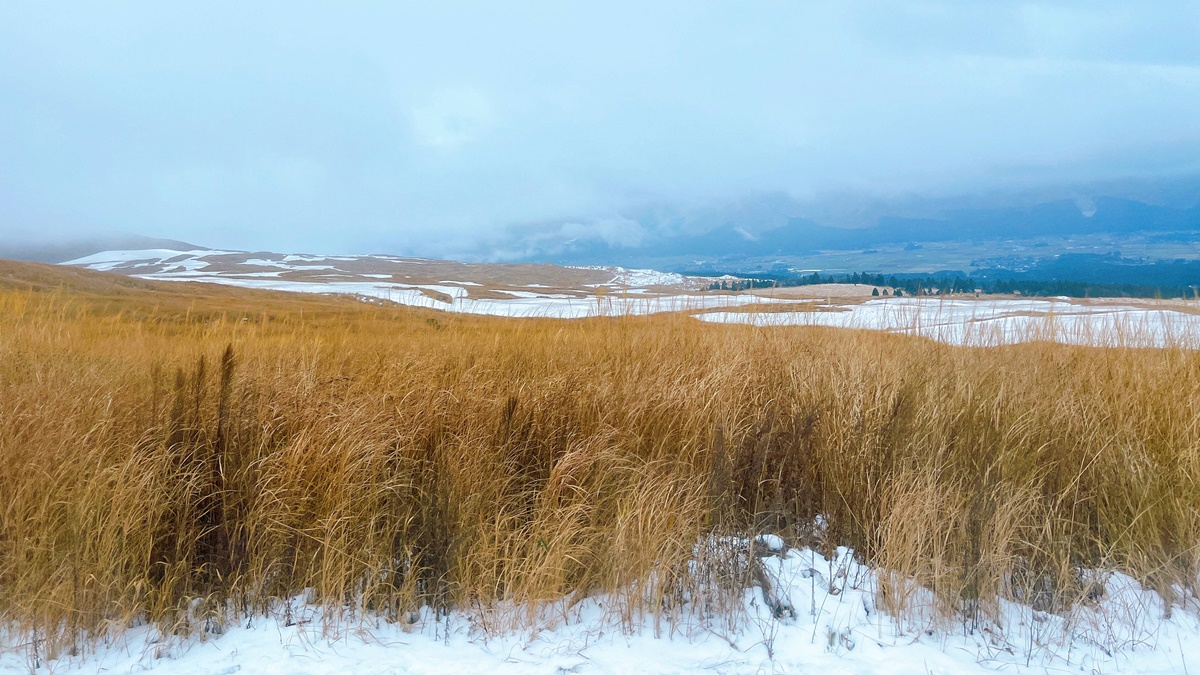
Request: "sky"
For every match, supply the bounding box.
[2,1,1200,259]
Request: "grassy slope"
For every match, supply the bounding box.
[0,259,387,316]
[2,260,1199,658]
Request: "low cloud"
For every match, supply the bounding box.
[1,1,1198,256]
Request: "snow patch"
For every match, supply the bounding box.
[10,543,1200,674]
[700,298,1200,348]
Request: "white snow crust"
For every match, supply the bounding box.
[62,250,1200,347]
[6,544,1199,674]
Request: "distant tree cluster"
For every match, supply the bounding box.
[704,271,1197,299]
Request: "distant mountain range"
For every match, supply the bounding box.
[539,196,1200,266]
[3,178,1199,291]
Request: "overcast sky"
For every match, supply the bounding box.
[2,1,1200,257]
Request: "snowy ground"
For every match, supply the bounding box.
[22,252,1200,672]
[63,250,1200,345]
[63,250,774,319]
[127,274,779,319]
[5,543,1199,674]
[700,298,1200,348]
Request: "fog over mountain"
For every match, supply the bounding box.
[490,175,1200,264]
[2,2,1200,261]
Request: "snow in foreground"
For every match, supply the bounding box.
[6,545,1199,674]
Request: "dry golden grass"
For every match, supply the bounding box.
[2,262,1200,659]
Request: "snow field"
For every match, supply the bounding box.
[702,297,1200,348]
[65,250,1200,347]
[7,541,1198,674]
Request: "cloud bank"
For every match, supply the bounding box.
[2,1,1199,258]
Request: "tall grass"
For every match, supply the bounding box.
[2,277,1200,660]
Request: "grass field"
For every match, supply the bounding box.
[3,261,1200,664]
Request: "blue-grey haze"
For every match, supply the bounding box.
[2,1,1199,259]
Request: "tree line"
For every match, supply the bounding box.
[704,271,1198,299]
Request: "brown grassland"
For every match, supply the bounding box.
[2,261,1200,659]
